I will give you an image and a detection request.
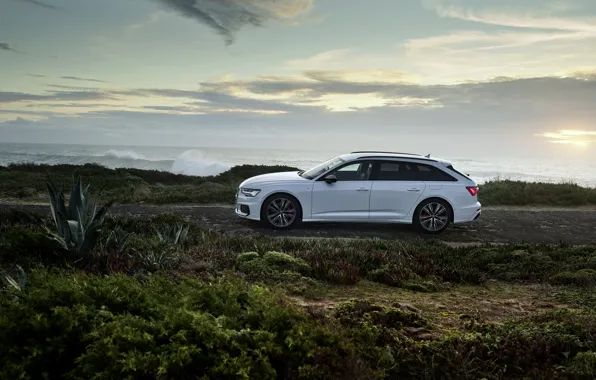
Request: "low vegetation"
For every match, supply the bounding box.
[2,173,596,379]
[2,162,596,206]
[0,163,300,205]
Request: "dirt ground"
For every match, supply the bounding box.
[2,202,595,245]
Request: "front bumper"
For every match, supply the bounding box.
[234,191,262,221]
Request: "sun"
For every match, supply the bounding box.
[539,130,596,147]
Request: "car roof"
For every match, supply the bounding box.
[340,151,452,166]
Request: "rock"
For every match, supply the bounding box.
[393,302,422,314]
[404,327,427,335]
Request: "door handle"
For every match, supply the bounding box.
[407,188,420,192]
[357,187,370,192]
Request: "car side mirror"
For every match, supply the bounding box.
[324,174,337,184]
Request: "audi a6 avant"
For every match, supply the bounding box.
[235,151,481,234]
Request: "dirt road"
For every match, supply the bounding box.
[2,202,595,245]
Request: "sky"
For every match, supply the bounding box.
[1,0,596,158]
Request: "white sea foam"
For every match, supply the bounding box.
[171,150,230,176]
[101,149,148,160]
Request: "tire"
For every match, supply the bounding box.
[413,198,452,234]
[260,193,302,230]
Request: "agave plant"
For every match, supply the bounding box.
[0,265,26,291]
[155,223,189,246]
[45,175,113,263]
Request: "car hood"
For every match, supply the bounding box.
[239,171,309,187]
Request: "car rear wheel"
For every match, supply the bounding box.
[413,199,451,234]
[261,194,302,229]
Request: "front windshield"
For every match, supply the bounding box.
[300,156,345,180]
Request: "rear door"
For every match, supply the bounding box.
[311,160,374,220]
[369,160,426,220]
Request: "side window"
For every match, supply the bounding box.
[373,161,414,181]
[414,164,457,181]
[330,161,373,181]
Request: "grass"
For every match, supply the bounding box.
[2,162,596,206]
[3,204,596,378]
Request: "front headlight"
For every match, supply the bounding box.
[241,188,261,197]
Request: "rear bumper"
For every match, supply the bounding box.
[453,202,482,223]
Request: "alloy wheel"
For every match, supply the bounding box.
[419,202,449,232]
[266,197,297,228]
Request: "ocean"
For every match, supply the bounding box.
[1,143,595,187]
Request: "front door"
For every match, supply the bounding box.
[311,161,373,220]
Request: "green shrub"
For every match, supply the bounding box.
[366,264,419,287]
[402,280,439,292]
[550,269,596,286]
[0,226,60,265]
[0,269,368,380]
[566,351,596,377]
[236,251,260,263]
[479,179,596,206]
[236,251,312,283]
[0,208,46,230]
[335,299,429,331]
[262,251,312,275]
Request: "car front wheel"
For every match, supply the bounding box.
[413,199,451,234]
[261,194,301,229]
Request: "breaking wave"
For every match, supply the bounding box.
[0,148,231,177]
[171,150,231,176]
[98,149,150,161]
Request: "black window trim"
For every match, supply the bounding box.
[368,159,458,182]
[314,159,377,181]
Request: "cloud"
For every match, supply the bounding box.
[4,66,596,148]
[0,109,64,117]
[7,0,59,10]
[47,84,103,91]
[127,11,166,32]
[569,69,596,80]
[0,90,114,103]
[142,105,192,112]
[430,3,596,33]
[60,76,109,83]
[0,42,20,53]
[407,1,596,83]
[153,0,314,44]
[404,30,590,53]
[27,73,47,78]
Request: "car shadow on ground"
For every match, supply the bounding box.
[237,219,474,240]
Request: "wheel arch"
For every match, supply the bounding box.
[413,196,454,223]
[259,191,304,221]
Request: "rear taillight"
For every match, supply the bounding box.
[466,186,479,196]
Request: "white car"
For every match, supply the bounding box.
[235,151,481,234]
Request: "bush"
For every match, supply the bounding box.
[0,269,369,380]
[366,264,419,287]
[550,269,596,286]
[479,179,596,206]
[0,226,60,265]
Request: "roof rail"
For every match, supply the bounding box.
[356,155,438,162]
[350,151,423,156]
